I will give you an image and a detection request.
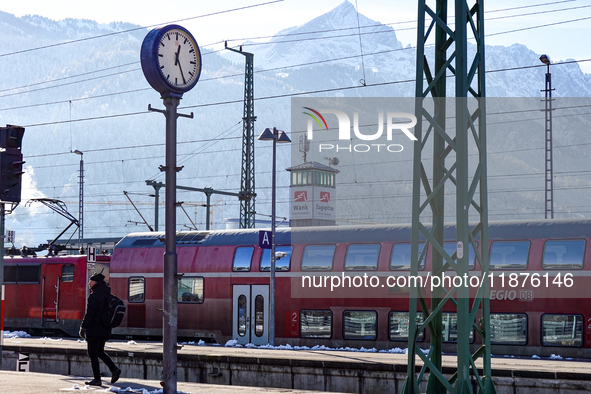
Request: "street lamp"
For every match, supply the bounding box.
[258,127,291,346]
[72,150,84,250]
[539,54,554,219]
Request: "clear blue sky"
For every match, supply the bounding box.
[3,0,590,72]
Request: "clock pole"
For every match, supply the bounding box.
[149,98,193,394]
[141,24,201,394]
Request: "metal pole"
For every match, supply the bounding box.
[269,128,277,346]
[163,96,179,394]
[544,63,554,219]
[205,192,212,231]
[73,150,84,249]
[80,156,84,249]
[154,185,161,231]
[0,203,4,368]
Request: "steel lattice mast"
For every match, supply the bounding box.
[226,43,256,228]
[540,55,554,219]
[404,1,494,393]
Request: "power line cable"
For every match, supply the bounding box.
[0,0,285,58]
[1,0,587,99]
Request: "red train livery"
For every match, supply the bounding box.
[4,218,591,358]
[3,255,110,336]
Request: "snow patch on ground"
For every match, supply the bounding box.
[3,330,31,338]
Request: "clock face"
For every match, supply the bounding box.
[157,28,200,90]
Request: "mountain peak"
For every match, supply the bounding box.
[259,0,402,70]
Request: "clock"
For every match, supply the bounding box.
[140,25,202,98]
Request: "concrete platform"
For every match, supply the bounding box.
[0,370,348,394]
[3,337,591,393]
[3,336,591,378]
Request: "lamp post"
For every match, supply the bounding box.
[72,150,84,249]
[540,54,554,219]
[257,127,291,346]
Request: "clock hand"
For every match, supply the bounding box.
[175,45,181,66]
[174,45,187,85]
[178,63,187,85]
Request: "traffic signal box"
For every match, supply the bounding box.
[0,125,25,203]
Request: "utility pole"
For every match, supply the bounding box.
[226,43,256,228]
[404,1,493,393]
[72,150,84,249]
[540,54,554,219]
[148,182,163,231]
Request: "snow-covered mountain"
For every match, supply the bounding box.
[0,1,589,247]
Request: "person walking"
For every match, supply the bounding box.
[79,271,122,386]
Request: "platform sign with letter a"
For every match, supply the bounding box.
[87,246,96,263]
[259,230,272,249]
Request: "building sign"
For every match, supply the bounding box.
[291,186,336,221]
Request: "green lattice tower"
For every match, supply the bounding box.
[403,1,495,393]
[227,46,256,228]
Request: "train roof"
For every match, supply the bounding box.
[114,218,591,249]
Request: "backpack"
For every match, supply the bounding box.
[102,293,126,328]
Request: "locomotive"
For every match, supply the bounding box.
[3,254,110,337]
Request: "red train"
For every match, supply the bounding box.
[4,218,591,358]
[3,254,110,337]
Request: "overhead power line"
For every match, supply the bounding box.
[0,0,587,97]
[0,0,285,58]
[14,56,591,130]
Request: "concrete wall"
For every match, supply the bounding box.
[3,348,591,394]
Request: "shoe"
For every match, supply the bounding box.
[85,379,102,386]
[111,368,122,384]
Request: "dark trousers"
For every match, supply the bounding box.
[87,337,117,380]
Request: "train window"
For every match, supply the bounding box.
[178,276,204,303]
[388,312,424,341]
[390,243,425,270]
[345,244,380,270]
[4,265,17,284]
[61,265,74,283]
[17,265,40,284]
[260,246,292,271]
[443,242,476,270]
[237,295,247,337]
[542,314,583,347]
[254,295,265,337]
[442,313,475,343]
[542,240,585,269]
[489,241,529,270]
[301,245,335,271]
[490,313,527,345]
[132,239,157,247]
[232,247,254,272]
[300,310,332,338]
[343,311,377,340]
[128,277,145,303]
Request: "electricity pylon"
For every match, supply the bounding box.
[404,1,495,393]
[226,43,256,228]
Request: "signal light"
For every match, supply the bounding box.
[0,125,25,203]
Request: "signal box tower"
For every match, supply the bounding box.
[404,1,494,393]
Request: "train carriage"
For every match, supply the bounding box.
[109,218,591,358]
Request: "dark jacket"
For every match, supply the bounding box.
[81,281,112,338]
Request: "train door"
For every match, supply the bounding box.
[232,285,269,345]
[42,265,61,322]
